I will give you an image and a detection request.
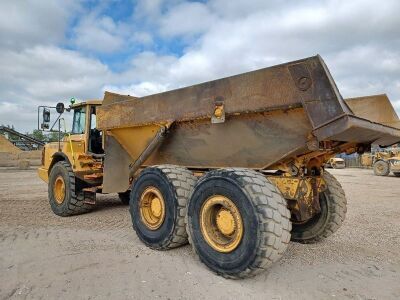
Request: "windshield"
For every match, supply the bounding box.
[71,107,86,134]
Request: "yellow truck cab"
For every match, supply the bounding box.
[37,100,109,215]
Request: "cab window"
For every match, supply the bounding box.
[90,106,97,129]
[71,107,86,134]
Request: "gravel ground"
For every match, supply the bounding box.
[0,168,399,299]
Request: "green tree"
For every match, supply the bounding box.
[48,131,65,142]
[30,129,47,142]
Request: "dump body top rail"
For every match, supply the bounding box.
[98,55,352,130]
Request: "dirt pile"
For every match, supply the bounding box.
[0,135,41,167]
[0,134,21,154]
[18,150,41,159]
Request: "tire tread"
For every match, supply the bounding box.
[187,168,291,279]
[49,161,93,216]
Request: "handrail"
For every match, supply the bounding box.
[61,119,76,167]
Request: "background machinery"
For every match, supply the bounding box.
[372,150,400,177]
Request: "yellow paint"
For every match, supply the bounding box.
[216,209,235,236]
[268,176,326,203]
[139,186,166,230]
[70,99,102,109]
[108,124,163,161]
[38,167,48,182]
[214,106,224,118]
[53,176,66,204]
[200,195,243,253]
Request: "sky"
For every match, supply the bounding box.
[0,0,399,133]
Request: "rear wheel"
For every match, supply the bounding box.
[291,171,346,243]
[48,161,94,216]
[373,160,390,176]
[186,169,291,278]
[129,165,196,250]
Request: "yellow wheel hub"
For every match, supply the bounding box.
[139,187,165,230]
[53,176,66,204]
[216,209,235,235]
[200,195,243,253]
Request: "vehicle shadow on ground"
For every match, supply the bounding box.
[90,195,129,213]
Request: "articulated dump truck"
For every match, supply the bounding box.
[38,55,400,278]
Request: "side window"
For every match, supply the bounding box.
[90,106,96,130]
[71,107,86,134]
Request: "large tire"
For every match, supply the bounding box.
[373,160,390,176]
[186,168,291,279]
[118,191,130,205]
[48,161,94,216]
[130,165,196,250]
[291,171,346,243]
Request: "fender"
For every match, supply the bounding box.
[49,152,72,173]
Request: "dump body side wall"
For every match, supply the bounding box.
[142,109,311,168]
[98,56,400,193]
[345,94,400,129]
[97,56,349,131]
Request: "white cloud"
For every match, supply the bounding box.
[160,2,216,37]
[0,46,110,99]
[0,0,80,50]
[73,15,128,53]
[123,0,400,111]
[0,46,111,131]
[1,0,400,133]
[104,82,169,97]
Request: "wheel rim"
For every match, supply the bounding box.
[200,195,243,253]
[139,187,165,230]
[53,176,66,204]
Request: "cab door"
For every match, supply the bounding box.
[87,105,103,154]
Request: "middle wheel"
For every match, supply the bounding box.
[130,165,196,250]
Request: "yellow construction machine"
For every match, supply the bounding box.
[372,150,400,177]
[345,94,400,177]
[37,55,400,278]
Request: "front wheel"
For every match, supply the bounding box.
[373,160,390,176]
[291,171,347,243]
[186,169,291,279]
[48,161,94,216]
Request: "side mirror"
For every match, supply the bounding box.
[43,108,50,122]
[56,102,65,114]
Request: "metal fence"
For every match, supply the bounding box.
[343,156,371,168]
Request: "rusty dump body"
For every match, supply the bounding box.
[97,55,400,195]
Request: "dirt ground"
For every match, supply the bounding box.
[1,168,399,300]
